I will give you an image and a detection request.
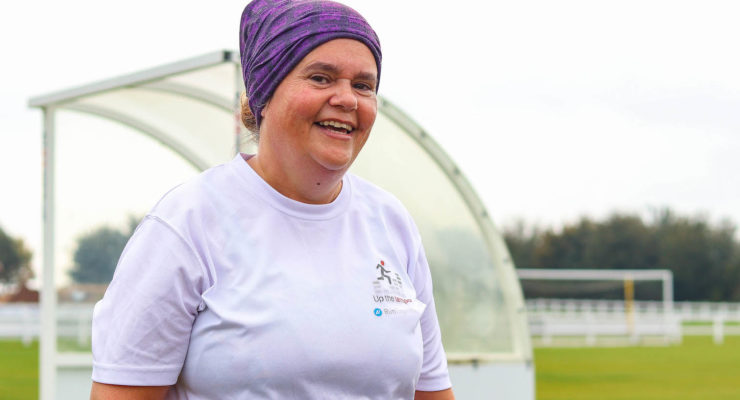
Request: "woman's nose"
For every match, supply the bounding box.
[329,80,358,111]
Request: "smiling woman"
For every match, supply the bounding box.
[250,39,379,203]
[89,1,454,399]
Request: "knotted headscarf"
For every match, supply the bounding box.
[239,0,382,127]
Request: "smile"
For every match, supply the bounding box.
[316,120,354,134]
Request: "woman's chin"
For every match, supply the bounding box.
[312,152,354,173]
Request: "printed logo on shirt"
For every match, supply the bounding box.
[371,259,414,317]
[374,260,403,292]
[376,260,392,284]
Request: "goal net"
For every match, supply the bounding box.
[517,268,679,345]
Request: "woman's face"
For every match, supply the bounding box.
[259,38,378,173]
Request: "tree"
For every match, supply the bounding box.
[68,218,138,284]
[581,214,657,270]
[0,225,32,283]
[502,220,541,268]
[652,210,740,301]
[534,218,596,270]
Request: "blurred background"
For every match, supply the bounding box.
[2,1,740,399]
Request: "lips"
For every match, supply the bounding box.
[316,120,354,134]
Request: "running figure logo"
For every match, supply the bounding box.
[371,259,412,317]
[376,260,391,284]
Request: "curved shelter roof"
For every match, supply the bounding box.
[29,50,532,399]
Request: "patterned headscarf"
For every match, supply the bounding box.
[240,0,382,127]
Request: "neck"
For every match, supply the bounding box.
[246,153,345,204]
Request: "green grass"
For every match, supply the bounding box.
[2,337,740,399]
[535,336,740,400]
[0,340,38,400]
[683,321,740,326]
[57,337,91,352]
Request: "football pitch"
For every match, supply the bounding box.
[0,340,37,400]
[1,336,739,399]
[535,336,740,400]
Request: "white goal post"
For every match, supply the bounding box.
[517,268,676,342]
[517,268,674,313]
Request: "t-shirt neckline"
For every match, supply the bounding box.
[230,153,351,220]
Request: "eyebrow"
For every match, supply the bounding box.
[302,61,378,85]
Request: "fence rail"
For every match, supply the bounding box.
[3,300,740,348]
[0,303,94,346]
[526,298,740,319]
[525,299,740,346]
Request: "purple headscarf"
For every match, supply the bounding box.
[240,0,382,128]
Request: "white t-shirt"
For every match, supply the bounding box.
[92,154,452,399]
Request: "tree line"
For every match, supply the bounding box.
[504,209,740,302]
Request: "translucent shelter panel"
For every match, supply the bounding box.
[351,111,514,354]
[38,56,245,359]
[53,110,200,352]
[72,87,235,168]
[166,62,241,98]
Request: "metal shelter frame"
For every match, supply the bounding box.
[29,50,532,400]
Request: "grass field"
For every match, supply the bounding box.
[0,341,37,400]
[1,337,739,399]
[535,336,740,400]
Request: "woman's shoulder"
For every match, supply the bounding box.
[347,173,406,210]
[151,164,231,214]
[146,156,249,233]
[346,173,420,233]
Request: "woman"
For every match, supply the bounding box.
[90,1,455,399]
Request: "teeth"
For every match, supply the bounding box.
[318,120,353,133]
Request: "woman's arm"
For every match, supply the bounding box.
[90,382,169,400]
[91,218,207,394]
[415,388,456,400]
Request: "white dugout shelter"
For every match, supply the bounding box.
[29,51,533,400]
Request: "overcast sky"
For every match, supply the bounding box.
[2,0,740,283]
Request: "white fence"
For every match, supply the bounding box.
[3,300,740,348]
[526,299,740,346]
[0,303,94,347]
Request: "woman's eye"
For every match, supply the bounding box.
[310,75,329,84]
[354,82,374,92]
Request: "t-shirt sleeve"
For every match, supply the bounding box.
[91,215,208,386]
[409,240,453,391]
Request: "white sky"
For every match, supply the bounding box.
[2,0,740,284]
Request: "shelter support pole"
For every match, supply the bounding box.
[40,107,57,400]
